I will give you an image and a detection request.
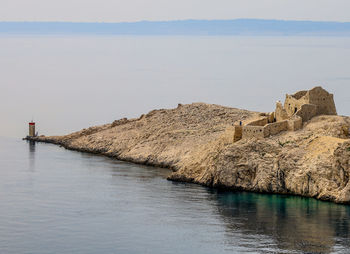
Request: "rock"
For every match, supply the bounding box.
[33,102,350,204]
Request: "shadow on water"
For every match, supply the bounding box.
[213,190,350,253]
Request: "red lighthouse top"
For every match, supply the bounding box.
[29,122,35,125]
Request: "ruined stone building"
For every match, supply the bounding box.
[275,86,337,122]
[233,86,337,141]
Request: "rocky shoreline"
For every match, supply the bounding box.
[26,101,350,204]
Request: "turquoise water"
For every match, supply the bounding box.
[0,137,350,253]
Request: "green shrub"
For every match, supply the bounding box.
[278,140,291,147]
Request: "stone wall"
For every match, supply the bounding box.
[267,112,275,123]
[291,90,307,99]
[242,121,290,139]
[263,120,288,137]
[296,104,318,122]
[242,126,265,139]
[284,95,309,116]
[275,102,289,122]
[246,117,268,126]
[239,87,337,141]
[307,87,337,115]
[283,86,337,118]
[233,126,243,142]
[242,118,296,139]
[287,116,303,131]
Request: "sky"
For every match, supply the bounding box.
[1,0,350,22]
[1,1,350,138]
[1,36,350,137]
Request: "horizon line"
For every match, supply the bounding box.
[1,18,350,24]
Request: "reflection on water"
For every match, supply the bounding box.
[28,140,36,153]
[27,140,36,171]
[0,137,349,254]
[215,192,350,253]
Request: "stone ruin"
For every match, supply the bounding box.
[233,86,337,141]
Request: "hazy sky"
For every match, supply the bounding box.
[1,36,350,137]
[1,0,350,22]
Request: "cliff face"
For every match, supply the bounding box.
[171,114,350,203]
[31,103,350,204]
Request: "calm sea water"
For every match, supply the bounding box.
[1,36,350,137]
[0,137,350,254]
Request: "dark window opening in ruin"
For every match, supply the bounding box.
[294,107,298,113]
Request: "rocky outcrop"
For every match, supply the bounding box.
[171,114,350,204]
[30,103,259,169]
[28,103,350,204]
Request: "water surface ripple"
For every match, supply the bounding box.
[0,137,349,253]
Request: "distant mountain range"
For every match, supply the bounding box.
[1,19,350,36]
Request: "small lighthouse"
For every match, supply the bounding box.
[28,121,36,137]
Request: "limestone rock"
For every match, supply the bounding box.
[31,102,350,204]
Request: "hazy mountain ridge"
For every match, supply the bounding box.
[2,19,350,36]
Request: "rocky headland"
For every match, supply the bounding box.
[28,87,350,204]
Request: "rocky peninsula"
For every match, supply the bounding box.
[28,87,350,204]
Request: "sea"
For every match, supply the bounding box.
[1,35,350,253]
[0,137,349,254]
[0,35,349,137]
